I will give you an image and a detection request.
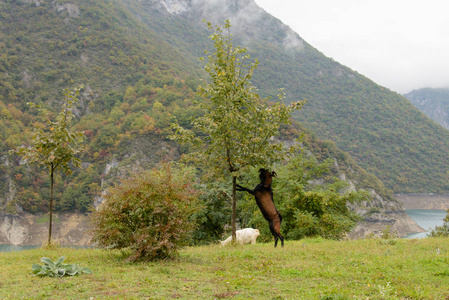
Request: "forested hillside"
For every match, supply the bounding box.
[1,0,448,217]
[405,88,449,129]
[1,0,204,213]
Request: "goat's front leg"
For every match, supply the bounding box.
[236,184,255,195]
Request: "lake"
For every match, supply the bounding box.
[0,244,39,252]
[404,209,447,238]
[0,244,93,252]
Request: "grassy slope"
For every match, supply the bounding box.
[1,238,448,299]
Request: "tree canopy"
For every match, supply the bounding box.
[171,20,304,177]
[170,20,305,240]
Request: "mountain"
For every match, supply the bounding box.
[3,0,447,196]
[404,88,449,129]
[118,0,449,194]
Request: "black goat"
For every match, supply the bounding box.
[236,169,284,247]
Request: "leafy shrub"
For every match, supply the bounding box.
[237,155,367,241]
[283,155,368,240]
[429,209,449,237]
[90,163,200,261]
[189,182,232,245]
[380,225,399,240]
[32,256,92,277]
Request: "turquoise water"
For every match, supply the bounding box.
[0,244,93,252]
[404,209,447,238]
[0,244,39,252]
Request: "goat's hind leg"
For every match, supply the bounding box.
[270,221,284,248]
[274,234,284,248]
[270,222,278,247]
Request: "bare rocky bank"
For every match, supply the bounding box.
[349,211,425,239]
[348,191,425,239]
[395,194,449,210]
[0,213,91,246]
[1,196,435,246]
[1,210,425,246]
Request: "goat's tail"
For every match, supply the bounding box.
[269,214,284,248]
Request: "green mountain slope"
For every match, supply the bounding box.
[124,0,449,193]
[0,0,202,213]
[0,0,199,104]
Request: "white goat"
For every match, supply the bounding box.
[220,228,260,246]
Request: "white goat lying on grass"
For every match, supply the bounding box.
[220,228,260,246]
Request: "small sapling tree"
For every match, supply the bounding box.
[170,20,305,241]
[11,86,85,246]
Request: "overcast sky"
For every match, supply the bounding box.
[254,0,449,94]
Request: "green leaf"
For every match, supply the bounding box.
[31,264,42,274]
[80,267,93,275]
[57,269,66,277]
[54,256,65,267]
[36,270,49,277]
[41,257,55,267]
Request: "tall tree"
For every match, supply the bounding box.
[11,86,85,246]
[170,21,304,241]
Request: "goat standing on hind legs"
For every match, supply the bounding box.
[236,169,284,247]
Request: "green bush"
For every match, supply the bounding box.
[189,182,232,245]
[237,154,367,241]
[429,209,449,237]
[90,163,200,261]
[273,155,366,240]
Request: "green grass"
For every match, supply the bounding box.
[1,238,449,299]
[35,214,59,224]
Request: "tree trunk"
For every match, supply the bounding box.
[48,164,54,246]
[231,175,237,242]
